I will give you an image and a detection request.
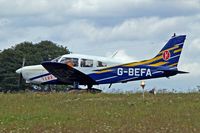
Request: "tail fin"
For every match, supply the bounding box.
[149,34,186,69]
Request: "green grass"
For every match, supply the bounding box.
[0,93,200,133]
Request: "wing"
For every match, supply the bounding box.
[41,62,97,85]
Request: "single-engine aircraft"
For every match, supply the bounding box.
[16,34,188,90]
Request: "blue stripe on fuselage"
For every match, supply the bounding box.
[29,73,50,81]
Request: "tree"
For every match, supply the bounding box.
[0,41,70,92]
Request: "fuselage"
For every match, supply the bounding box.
[16,54,125,84]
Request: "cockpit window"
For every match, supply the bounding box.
[60,57,79,67]
[97,61,107,67]
[81,59,93,67]
[51,56,61,62]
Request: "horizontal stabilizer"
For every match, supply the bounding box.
[176,70,189,74]
[156,66,189,75]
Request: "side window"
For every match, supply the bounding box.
[97,61,107,67]
[81,59,93,67]
[60,57,79,67]
[71,58,79,67]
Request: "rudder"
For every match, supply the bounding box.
[149,34,186,69]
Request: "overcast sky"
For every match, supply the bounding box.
[0,0,200,92]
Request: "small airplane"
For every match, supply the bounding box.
[16,34,188,90]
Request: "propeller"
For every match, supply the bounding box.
[17,58,25,89]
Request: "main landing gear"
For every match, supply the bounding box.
[73,81,80,89]
[67,82,102,93]
[87,84,102,93]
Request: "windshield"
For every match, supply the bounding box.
[51,56,61,62]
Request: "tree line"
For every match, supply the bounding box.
[0,41,70,92]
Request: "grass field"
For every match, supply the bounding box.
[0,92,199,133]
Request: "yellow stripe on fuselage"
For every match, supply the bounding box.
[149,62,167,67]
[95,69,112,74]
[124,55,163,67]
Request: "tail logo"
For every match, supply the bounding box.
[163,50,171,61]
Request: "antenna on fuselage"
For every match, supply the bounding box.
[172,33,176,37]
[111,50,119,58]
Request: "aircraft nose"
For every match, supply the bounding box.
[16,68,22,74]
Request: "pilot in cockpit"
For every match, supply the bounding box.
[65,59,74,67]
